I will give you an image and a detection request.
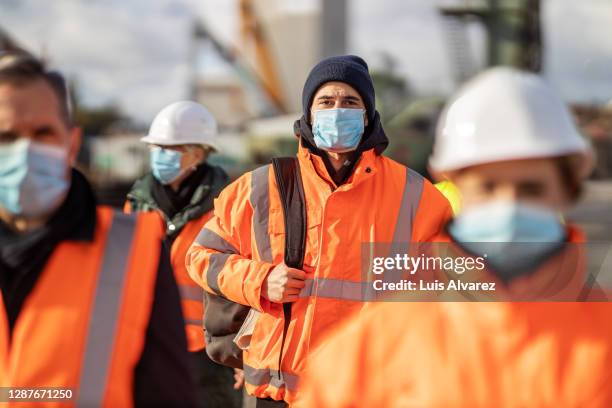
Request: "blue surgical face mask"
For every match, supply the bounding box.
[312,108,365,153]
[150,147,186,185]
[449,201,566,280]
[0,139,70,218]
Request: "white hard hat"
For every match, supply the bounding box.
[430,67,592,176]
[141,101,219,151]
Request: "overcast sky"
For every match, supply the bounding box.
[1,0,612,123]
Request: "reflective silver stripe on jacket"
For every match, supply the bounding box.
[179,285,204,302]
[299,278,378,301]
[392,167,424,245]
[185,318,204,326]
[77,211,137,407]
[195,228,239,295]
[243,364,300,392]
[250,165,273,263]
[386,167,425,278]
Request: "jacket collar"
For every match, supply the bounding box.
[126,165,228,237]
[297,143,379,191]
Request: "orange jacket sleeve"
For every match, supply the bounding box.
[413,179,454,242]
[186,172,275,312]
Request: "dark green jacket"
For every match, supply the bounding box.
[125,165,229,241]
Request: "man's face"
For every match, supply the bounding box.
[0,79,80,162]
[309,81,368,127]
[450,158,570,212]
[149,144,208,170]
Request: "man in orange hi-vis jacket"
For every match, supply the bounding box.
[186,55,453,406]
[297,68,612,407]
[0,52,196,407]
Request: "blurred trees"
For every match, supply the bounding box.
[370,53,442,177]
[69,82,130,168]
[370,52,411,122]
[73,104,125,136]
[70,82,126,136]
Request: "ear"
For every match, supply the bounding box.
[186,146,206,168]
[67,126,82,166]
[428,165,449,183]
[194,147,207,163]
[364,111,368,127]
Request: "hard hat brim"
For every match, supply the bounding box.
[430,147,594,180]
[140,135,218,152]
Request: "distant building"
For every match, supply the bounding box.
[193,0,347,125]
[193,76,257,129]
[251,0,347,113]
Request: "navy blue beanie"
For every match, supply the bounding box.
[302,55,376,123]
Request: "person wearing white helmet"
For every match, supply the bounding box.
[430,67,594,278]
[138,100,221,189]
[124,101,239,408]
[297,67,612,408]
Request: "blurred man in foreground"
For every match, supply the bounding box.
[298,68,612,407]
[0,52,196,407]
[125,101,240,408]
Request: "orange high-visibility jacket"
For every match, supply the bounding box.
[0,207,164,408]
[124,202,211,352]
[187,146,453,403]
[298,226,612,408]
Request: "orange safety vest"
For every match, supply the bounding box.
[171,213,212,351]
[187,145,453,403]
[124,202,211,352]
[297,225,612,407]
[0,207,163,408]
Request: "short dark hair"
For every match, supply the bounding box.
[0,51,72,126]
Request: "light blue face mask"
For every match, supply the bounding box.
[449,201,566,281]
[150,147,186,185]
[312,108,365,153]
[0,139,70,218]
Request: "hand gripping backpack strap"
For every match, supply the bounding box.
[203,159,306,371]
[271,157,307,383]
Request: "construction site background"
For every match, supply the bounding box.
[1,0,611,241]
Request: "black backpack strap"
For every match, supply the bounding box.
[272,157,307,269]
[271,157,307,383]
